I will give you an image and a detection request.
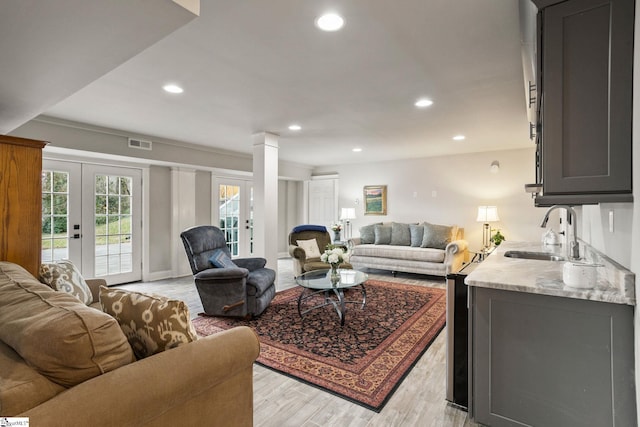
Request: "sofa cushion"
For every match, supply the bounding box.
[0,262,135,388]
[374,224,392,244]
[421,223,453,249]
[100,287,198,360]
[410,224,424,247]
[359,223,381,244]
[208,248,237,269]
[39,260,93,305]
[390,222,411,246]
[296,238,321,258]
[0,340,66,416]
[350,244,446,263]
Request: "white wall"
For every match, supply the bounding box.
[148,166,172,274]
[278,180,304,256]
[11,116,313,181]
[315,147,548,252]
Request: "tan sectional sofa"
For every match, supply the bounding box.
[348,222,468,277]
[0,261,259,426]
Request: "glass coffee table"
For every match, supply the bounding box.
[295,269,368,326]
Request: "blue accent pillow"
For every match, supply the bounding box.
[410,224,424,247]
[292,224,327,233]
[209,249,237,268]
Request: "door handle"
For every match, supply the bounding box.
[72,234,82,239]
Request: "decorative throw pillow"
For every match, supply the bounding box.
[359,223,381,244]
[374,224,392,245]
[208,248,237,268]
[296,238,322,259]
[39,260,93,305]
[410,224,424,247]
[0,262,134,388]
[421,223,454,249]
[390,222,411,246]
[100,286,198,360]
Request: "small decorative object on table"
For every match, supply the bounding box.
[331,223,342,242]
[321,245,348,284]
[490,229,505,246]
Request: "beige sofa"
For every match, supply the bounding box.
[348,222,468,277]
[0,261,259,426]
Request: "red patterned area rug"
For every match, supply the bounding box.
[191,279,446,412]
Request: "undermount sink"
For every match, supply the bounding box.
[503,250,565,261]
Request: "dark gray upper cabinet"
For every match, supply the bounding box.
[533,0,634,207]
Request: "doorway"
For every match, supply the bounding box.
[42,160,142,284]
[215,178,253,258]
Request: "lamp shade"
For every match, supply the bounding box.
[340,207,356,221]
[476,206,500,222]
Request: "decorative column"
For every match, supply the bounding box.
[171,167,196,277]
[252,132,278,271]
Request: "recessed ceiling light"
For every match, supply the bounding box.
[163,84,183,94]
[453,135,466,141]
[316,13,344,31]
[414,98,433,108]
[288,124,302,131]
[352,148,362,152]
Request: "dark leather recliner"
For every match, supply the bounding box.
[180,225,276,318]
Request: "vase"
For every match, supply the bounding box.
[330,264,340,284]
[333,230,341,242]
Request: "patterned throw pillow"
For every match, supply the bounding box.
[296,238,321,259]
[99,287,198,360]
[209,248,237,268]
[39,260,93,305]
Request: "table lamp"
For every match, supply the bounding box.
[476,206,500,251]
[340,208,356,239]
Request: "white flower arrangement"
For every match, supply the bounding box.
[320,245,348,266]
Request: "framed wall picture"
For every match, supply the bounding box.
[363,185,387,215]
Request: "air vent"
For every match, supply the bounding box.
[128,138,152,150]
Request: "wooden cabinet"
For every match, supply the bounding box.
[0,135,47,276]
[532,0,634,206]
[469,286,636,426]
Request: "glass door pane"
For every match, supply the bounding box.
[219,184,240,256]
[41,170,69,262]
[215,179,253,257]
[94,174,133,277]
[41,160,82,265]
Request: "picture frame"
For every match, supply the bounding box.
[363,185,387,215]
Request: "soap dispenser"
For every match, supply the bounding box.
[542,229,559,246]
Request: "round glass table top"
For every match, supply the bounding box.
[295,269,368,290]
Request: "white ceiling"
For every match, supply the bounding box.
[14,1,532,167]
[0,0,197,135]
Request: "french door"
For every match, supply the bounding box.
[41,160,82,264]
[215,178,253,258]
[42,160,142,284]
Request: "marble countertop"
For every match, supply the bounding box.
[464,241,635,305]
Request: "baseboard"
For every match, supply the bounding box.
[144,269,173,282]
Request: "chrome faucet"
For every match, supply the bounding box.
[540,205,580,260]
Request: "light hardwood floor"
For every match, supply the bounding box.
[118,259,479,427]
